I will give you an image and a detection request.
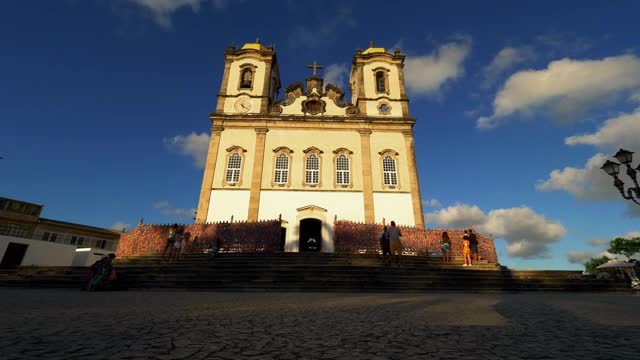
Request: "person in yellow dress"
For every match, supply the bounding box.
[462,230,472,267]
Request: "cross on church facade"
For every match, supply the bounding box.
[306,61,323,76]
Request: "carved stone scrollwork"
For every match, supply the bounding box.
[301,96,326,115]
[284,82,304,104]
[325,84,345,106]
[269,101,283,115]
[345,105,359,116]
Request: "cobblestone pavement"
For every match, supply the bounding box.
[1,289,639,360]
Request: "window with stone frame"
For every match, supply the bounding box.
[382,155,398,186]
[336,154,350,185]
[225,152,242,184]
[376,71,386,93]
[274,153,290,184]
[305,153,320,185]
[240,68,253,89]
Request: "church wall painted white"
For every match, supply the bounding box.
[196,41,425,253]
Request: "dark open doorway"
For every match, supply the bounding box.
[0,242,29,268]
[280,227,287,252]
[299,218,322,252]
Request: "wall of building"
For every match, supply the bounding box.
[212,128,257,190]
[261,129,364,191]
[372,192,415,226]
[369,131,412,193]
[362,61,403,117]
[258,190,365,252]
[223,57,267,114]
[71,248,114,267]
[206,190,251,223]
[0,235,76,267]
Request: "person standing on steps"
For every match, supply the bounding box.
[385,221,403,267]
[163,224,178,259]
[173,225,185,261]
[380,226,391,265]
[441,231,452,263]
[462,230,472,267]
[469,225,479,264]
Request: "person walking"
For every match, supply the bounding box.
[163,224,178,259]
[385,221,403,266]
[441,231,452,263]
[172,225,185,261]
[469,225,479,264]
[462,230,472,267]
[380,226,391,265]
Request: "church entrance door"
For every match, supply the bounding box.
[299,218,322,252]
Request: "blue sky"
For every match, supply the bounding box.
[2,0,640,270]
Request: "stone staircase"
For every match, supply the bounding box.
[0,253,630,292]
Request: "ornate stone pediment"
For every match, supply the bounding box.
[301,95,326,115]
[284,82,304,104]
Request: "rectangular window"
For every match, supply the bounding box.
[77,237,84,246]
[336,155,350,185]
[41,232,50,241]
[70,236,77,245]
[305,155,319,185]
[49,233,57,242]
[274,154,289,184]
[99,240,108,249]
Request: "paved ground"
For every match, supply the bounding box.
[1,289,639,360]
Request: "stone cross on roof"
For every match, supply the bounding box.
[306,61,323,77]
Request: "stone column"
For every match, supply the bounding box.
[358,129,375,223]
[260,59,273,113]
[402,129,424,229]
[247,127,269,221]
[215,59,233,114]
[195,125,224,224]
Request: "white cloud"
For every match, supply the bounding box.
[483,46,535,88]
[110,221,131,231]
[422,199,442,208]
[163,132,210,168]
[127,0,204,27]
[323,63,349,90]
[536,153,617,200]
[537,109,640,212]
[623,231,640,239]
[425,204,566,258]
[565,108,640,150]
[424,204,486,228]
[588,237,609,247]
[126,0,234,28]
[478,54,640,128]
[404,38,472,96]
[153,200,196,221]
[566,250,618,264]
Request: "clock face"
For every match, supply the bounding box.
[234,98,252,113]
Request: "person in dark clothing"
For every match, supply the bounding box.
[380,226,391,265]
[87,253,116,291]
[163,224,178,258]
[469,225,479,263]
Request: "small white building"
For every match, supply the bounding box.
[195,41,424,253]
[0,197,123,268]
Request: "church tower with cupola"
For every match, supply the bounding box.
[196,41,424,253]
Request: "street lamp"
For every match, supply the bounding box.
[601,149,640,205]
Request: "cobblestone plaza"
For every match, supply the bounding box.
[1,289,639,359]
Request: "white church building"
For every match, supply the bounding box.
[196,40,424,252]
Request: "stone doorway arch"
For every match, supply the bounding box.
[295,205,329,253]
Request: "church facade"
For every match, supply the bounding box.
[196,40,424,252]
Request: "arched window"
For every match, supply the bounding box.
[305,154,319,185]
[240,68,253,89]
[376,71,386,93]
[382,155,398,186]
[274,153,289,184]
[336,154,350,185]
[225,152,242,183]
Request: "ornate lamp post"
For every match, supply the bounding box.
[601,149,640,205]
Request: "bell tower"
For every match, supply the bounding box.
[215,39,281,115]
[349,42,409,117]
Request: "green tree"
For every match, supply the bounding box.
[607,237,640,259]
[584,256,612,275]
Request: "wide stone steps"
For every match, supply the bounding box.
[0,253,629,292]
